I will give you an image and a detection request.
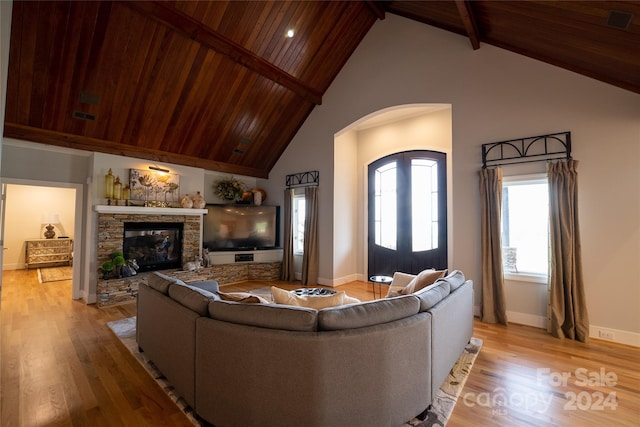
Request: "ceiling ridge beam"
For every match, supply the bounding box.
[365,1,386,20]
[124,1,322,105]
[3,123,270,178]
[454,0,480,50]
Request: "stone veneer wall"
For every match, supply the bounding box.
[96,263,282,308]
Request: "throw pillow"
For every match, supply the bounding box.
[217,291,269,304]
[399,269,448,295]
[271,286,346,309]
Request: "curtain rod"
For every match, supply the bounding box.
[481,131,571,169]
[286,170,319,189]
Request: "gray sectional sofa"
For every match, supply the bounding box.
[136,270,474,427]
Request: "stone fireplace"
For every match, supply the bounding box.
[96,208,203,307]
[97,212,201,269]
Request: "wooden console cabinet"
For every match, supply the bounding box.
[25,238,73,269]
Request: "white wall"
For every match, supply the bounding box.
[267,15,640,344]
[333,130,359,285]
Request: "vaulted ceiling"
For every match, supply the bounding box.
[4,1,639,178]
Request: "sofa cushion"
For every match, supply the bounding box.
[271,286,346,309]
[217,291,269,304]
[208,300,318,332]
[440,270,466,291]
[399,269,447,294]
[147,271,182,294]
[168,282,216,316]
[414,280,450,311]
[317,295,420,331]
[189,279,219,294]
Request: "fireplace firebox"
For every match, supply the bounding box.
[123,222,183,272]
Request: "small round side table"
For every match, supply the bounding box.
[369,275,393,299]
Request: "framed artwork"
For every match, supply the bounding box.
[129,169,180,206]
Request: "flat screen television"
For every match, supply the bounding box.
[203,204,280,251]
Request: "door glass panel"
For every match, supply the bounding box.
[411,159,438,252]
[374,162,397,250]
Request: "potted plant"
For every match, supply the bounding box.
[113,254,126,277]
[101,261,114,280]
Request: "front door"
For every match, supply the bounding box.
[367,150,447,277]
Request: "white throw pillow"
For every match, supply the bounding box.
[271,287,346,309]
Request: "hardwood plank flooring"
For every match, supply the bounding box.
[1,270,638,426]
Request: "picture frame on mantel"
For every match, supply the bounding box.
[129,168,180,207]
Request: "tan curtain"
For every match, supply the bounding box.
[480,167,508,324]
[281,188,295,281]
[547,160,589,342]
[301,186,319,285]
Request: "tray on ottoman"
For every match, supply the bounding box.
[292,288,338,296]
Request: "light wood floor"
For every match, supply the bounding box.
[1,270,638,426]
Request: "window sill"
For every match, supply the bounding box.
[504,272,548,284]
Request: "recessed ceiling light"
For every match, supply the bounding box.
[286,29,295,38]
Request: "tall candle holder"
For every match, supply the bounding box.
[105,168,114,205]
[113,177,122,206]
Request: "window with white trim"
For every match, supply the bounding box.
[502,174,549,282]
[293,194,305,254]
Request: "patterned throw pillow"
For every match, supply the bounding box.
[217,291,269,304]
[399,269,448,294]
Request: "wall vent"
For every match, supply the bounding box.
[72,110,96,121]
[607,10,633,30]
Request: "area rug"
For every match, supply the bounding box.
[107,317,482,426]
[38,266,73,283]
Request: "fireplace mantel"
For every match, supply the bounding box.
[94,205,208,215]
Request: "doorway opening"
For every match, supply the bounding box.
[332,104,452,284]
[2,180,83,299]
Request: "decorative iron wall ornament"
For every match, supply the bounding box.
[481,131,571,169]
[286,170,319,188]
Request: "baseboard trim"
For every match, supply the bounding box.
[506,311,547,329]
[474,305,639,347]
[589,325,640,347]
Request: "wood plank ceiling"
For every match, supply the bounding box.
[4,1,639,178]
[4,0,380,178]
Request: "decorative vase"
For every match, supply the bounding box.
[253,190,262,206]
[43,224,56,239]
[180,194,194,208]
[192,191,206,209]
[252,188,266,206]
[241,191,253,202]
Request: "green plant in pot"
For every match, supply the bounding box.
[113,255,126,277]
[101,261,114,280]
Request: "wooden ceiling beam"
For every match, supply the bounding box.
[454,0,481,50]
[3,123,270,178]
[124,1,323,106]
[365,1,386,20]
